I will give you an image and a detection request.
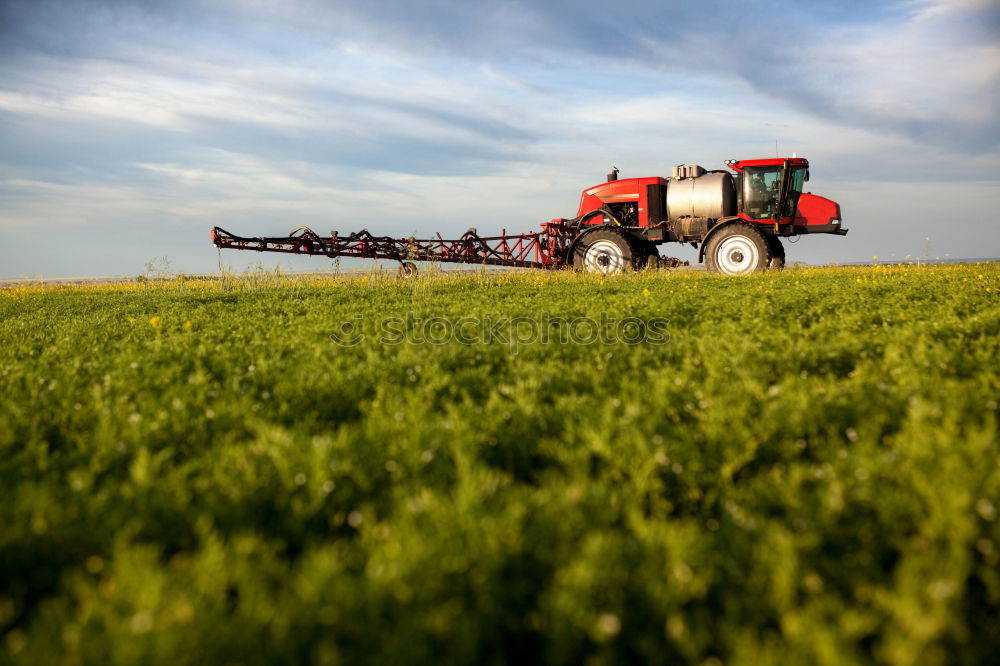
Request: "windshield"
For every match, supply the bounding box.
[786,167,806,216]
[743,166,806,219]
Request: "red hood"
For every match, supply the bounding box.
[795,192,841,226]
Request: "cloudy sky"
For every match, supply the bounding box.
[1,0,998,277]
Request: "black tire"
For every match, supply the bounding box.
[641,242,660,270]
[766,236,786,270]
[572,227,641,273]
[704,225,771,275]
[398,261,418,278]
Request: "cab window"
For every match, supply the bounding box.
[743,166,807,219]
[743,167,781,219]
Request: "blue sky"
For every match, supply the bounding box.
[1,0,998,277]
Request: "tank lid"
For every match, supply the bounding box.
[672,164,706,179]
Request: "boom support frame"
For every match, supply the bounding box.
[210,222,578,270]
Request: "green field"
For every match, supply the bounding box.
[2,264,998,665]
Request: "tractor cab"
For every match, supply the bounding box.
[724,157,809,223]
[725,157,843,234]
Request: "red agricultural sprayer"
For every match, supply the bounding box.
[211,157,846,276]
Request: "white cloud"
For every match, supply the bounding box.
[812,2,1000,138]
[1,0,998,278]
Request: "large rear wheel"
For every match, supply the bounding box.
[704,225,771,275]
[573,228,645,274]
[573,228,640,274]
[641,242,660,270]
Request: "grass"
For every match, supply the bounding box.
[1,264,998,665]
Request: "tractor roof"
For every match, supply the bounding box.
[725,157,809,172]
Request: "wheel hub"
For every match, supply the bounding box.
[584,239,626,274]
[716,235,760,275]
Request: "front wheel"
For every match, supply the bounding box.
[766,236,785,270]
[704,225,771,275]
